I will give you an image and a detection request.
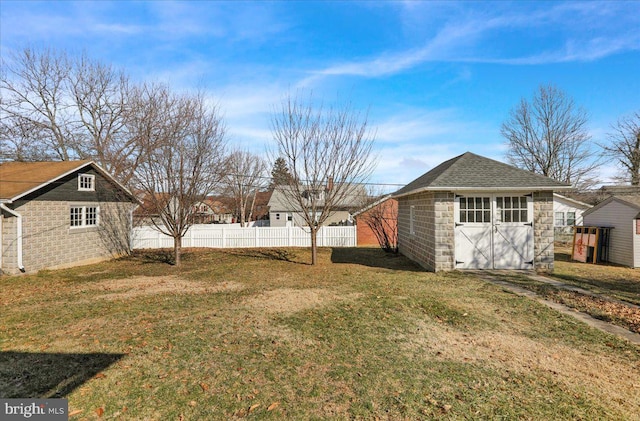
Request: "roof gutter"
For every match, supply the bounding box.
[392,185,573,199]
[0,203,25,272]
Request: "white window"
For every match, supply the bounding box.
[555,212,565,226]
[70,205,99,228]
[496,196,527,223]
[460,197,492,223]
[410,205,415,235]
[566,212,576,226]
[78,174,95,191]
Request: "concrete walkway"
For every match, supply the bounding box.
[470,271,640,346]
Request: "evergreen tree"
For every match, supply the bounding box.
[269,157,293,188]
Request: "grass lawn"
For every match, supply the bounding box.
[492,244,640,334]
[1,248,640,420]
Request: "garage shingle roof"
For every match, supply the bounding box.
[394,152,570,197]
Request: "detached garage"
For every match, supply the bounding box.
[582,195,640,268]
[394,152,570,272]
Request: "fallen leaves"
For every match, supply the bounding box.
[267,402,280,411]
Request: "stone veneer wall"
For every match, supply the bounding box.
[398,190,555,272]
[533,191,555,272]
[397,191,455,272]
[1,200,132,274]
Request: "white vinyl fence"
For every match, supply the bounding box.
[132,224,357,249]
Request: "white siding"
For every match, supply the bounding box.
[583,201,638,267]
[553,197,587,227]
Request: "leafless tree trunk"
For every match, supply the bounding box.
[501,84,599,189]
[601,111,640,185]
[270,92,376,265]
[223,150,267,227]
[132,87,227,266]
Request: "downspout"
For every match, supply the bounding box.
[0,204,25,272]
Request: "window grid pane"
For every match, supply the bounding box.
[70,207,82,227]
[460,197,490,223]
[499,196,528,223]
[86,207,98,226]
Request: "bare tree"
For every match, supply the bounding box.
[0,47,145,185]
[601,111,640,185]
[270,92,376,265]
[501,84,599,189]
[133,88,227,266]
[1,47,75,161]
[70,55,142,185]
[224,150,268,227]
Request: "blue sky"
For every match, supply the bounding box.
[1,1,639,190]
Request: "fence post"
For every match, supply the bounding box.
[255,226,259,247]
[288,226,293,247]
[222,226,226,248]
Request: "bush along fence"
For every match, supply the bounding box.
[131,225,357,249]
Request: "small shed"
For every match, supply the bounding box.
[582,195,640,268]
[393,152,570,272]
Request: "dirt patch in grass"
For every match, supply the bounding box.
[243,288,362,315]
[90,276,243,301]
[399,319,640,413]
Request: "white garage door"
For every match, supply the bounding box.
[454,194,534,270]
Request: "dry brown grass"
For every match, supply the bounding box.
[1,248,639,419]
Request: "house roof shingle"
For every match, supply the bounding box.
[393,152,571,197]
[0,160,136,202]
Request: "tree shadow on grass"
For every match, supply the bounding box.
[132,249,174,264]
[0,351,125,398]
[226,248,310,265]
[330,248,424,272]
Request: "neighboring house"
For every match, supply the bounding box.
[582,195,640,268]
[191,199,234,224]
[553,193,592,236]
[134,195,235,226]
[352,195,398,247]
[268,183,365,227]
[0,160,138,274]
[393,152,570,272]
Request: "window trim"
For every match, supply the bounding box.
[78,173,95,191]
[409,205,415,235]
[555,211,565,227]
[70,205,100,229]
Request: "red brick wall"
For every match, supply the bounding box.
[355,198,398,247]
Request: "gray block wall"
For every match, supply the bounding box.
[533,191,555,272]
[1,201,132,274]
[397,191,455,272]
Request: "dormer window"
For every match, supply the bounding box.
[78,174,95,191]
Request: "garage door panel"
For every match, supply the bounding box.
[493,225,533,269]
[455,225,492,269]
